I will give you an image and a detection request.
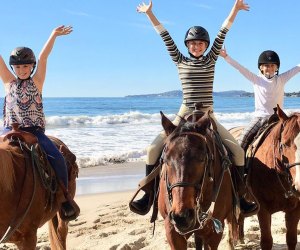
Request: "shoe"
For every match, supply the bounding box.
[131,193,150,213]
[240,197,258,216]
[58,180,80,221]
[60,200,80,221]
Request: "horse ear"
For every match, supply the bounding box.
[195,113,211,131]
[160,111,176,136]
[277,104,288,122]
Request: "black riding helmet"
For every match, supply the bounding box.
[258,50,280,70]
[184,26,210,48]
[9,47,36,76]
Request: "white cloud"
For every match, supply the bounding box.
[191,3,212,9]
[65,9,90,17]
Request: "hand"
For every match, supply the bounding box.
[52,25,73,37]
[235,0,250,11]
[137,0,152,14]
[219,47,228,58]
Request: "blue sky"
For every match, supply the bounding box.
[2,1,300,97]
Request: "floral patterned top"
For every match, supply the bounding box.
[3,78,46,129]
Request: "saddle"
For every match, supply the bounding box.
[246,115,279,159]
[0,123,38,145]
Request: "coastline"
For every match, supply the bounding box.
[76,161,144,195]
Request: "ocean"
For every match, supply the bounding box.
[2,96,299,195]
[1,96,299,169]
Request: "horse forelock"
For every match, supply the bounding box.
[167,120,208,142]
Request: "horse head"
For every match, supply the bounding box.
[160,111,213,233]
[274,105,300,195]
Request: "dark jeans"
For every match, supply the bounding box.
[3,126,68,187]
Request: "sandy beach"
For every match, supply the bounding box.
[2,162,300,250]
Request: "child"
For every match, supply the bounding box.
[220,48,300,190]
[131,0,257,216]
[220,48,300,149]
[0,25,79,221]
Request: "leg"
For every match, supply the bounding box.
[130,131,166,214]
[15,231,37,250]
[204,233,223,250]
[194,232,203,250]
[235,165,258,215]
[238,117,262,150]
[225,217,237,250]
[237,214,245,245]
[48,213,68,250]
[21,127,69,187]
[22,127,79,221]
[131,104,190,214]
[257,208,273,250]
[285,209,300,250]
[210,115,257,215]
[165,219,187,250]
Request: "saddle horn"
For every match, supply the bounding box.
[192,102,205,122]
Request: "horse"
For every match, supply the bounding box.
[230,105,300,250]
[0,131,78,250]
[157,111,238,250]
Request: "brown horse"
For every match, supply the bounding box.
[231,105,300,250]
[158,111,238,250]
[0,134,78,250]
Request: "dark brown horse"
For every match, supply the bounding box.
[158,111,238,250]
[231,105,300,250]
[0,134,78,250]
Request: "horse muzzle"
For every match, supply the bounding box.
[169,208,196,233]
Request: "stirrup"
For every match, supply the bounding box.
[129,166,160,215]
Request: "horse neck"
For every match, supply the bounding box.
[264,117,300,170]
[0,143,17,192]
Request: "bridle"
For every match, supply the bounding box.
[162,131,226,235]
[273,121,300,198]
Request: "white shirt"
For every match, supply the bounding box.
[225,55,300,117]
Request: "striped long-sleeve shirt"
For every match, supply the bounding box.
[156,25,229,109]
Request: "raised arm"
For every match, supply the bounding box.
[220,46,259,83]
[223,0,249,28]
[219,47,228,58]
[0,55,15,84]
[33,25,73,92]
[137,0,160,27]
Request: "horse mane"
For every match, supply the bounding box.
[272,113,300,142]
[0,141,23,192]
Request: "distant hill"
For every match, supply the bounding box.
[126,90,253,98]
[213,90,253,97]
[126,90,182,98]
[126,90,300,98]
